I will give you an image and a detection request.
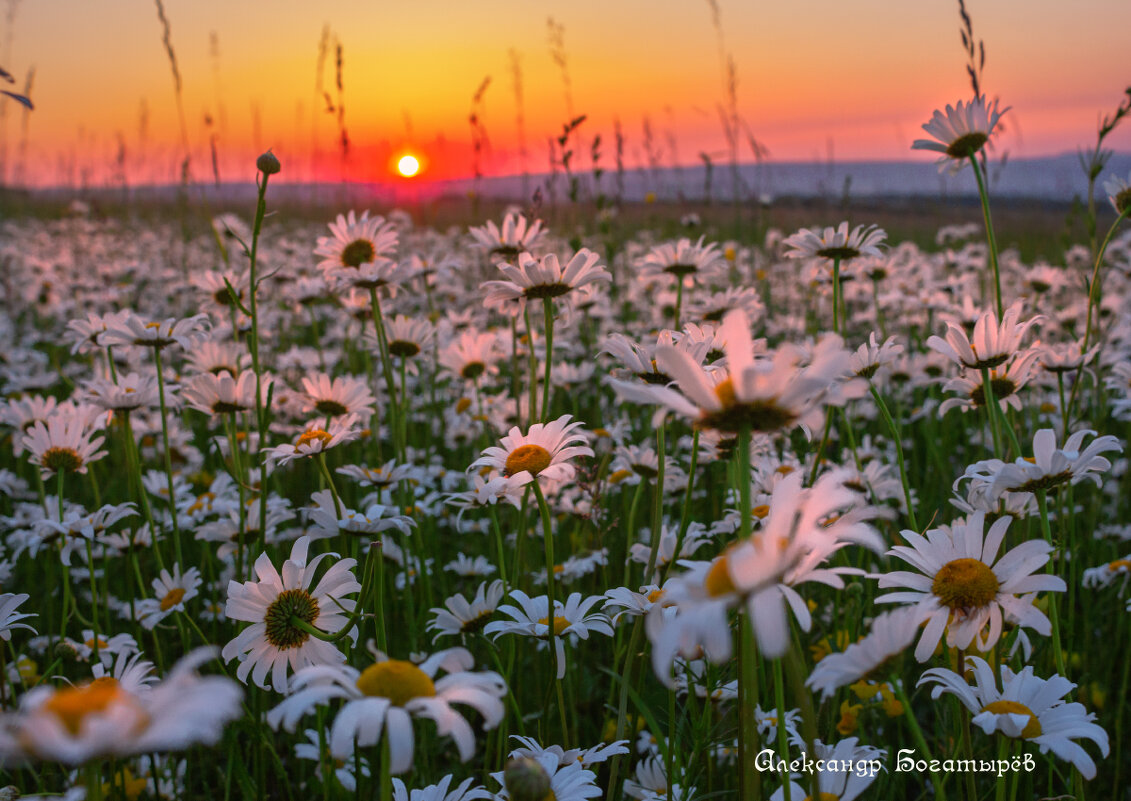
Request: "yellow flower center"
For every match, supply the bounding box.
[647,589,666,604]
[752,504,770,519]
[102,769,148,801]
[456,397,473,414]
[43,677,128,735]
[505,444,552,477]
[932,558,1000,609]
[537,616,571,636]
[803,794,840,801]
[295,429,333,450]
[981,700,1043,738]
[608,468,633,484]
[355,660,436,706]
[85,637,109,650]
[1109,559,1131,572]
[704,552,737,598]
[160,587,187,611]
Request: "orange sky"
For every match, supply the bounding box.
[1,0,1129,187]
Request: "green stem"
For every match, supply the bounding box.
[1035,491,1067,677]
[531,480,569,746]
[869,385,918,531]
[970,154,1004,318]
[541,297,555,423]
[152,346,183,566]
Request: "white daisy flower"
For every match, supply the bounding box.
[876,511,1065,661]
[484,590,614,679]
[927,300,1041,371]
[783,222,887,262]
[263,414,362,468]
[427,580,506,640]
[469,212,545,258]
[135,565,202,630]
[919,656,1109,779]
[267,647,506,774]
[769,737,886,801]
[0,594,36,641]
[0,647,241,766]
[912,95,1009,172]
[807,606,923,699]
[222,536,360,692]
[392,774,491,801]
[470,414,593,489]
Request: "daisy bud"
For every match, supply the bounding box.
[54,640,79,663]
[503,757,552,801]
[256,149,281,175]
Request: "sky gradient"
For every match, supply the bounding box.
[1,0,1129,187]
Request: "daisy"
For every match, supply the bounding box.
[938,349,1041,415]
[469,212,545,258]
[0,647,241,766]
[267,647,506,774]
[444,554,496,577]
[768,738,885,801]
[492,752,602,801]
[184,340,249,376]
[438,330,500,383]
[602,585,668,624]
[22,411,107,477]
[783,222,887,262]
[222,536,360,692]
[624,755,696,801]
[295,727,371,791]
[0,593,36,641]
[305,489,415,539]
[644,309,862,434]
[1103,170,1131,215]
[427,580,506,640]
[919,656,1109,779]
[263,414,362,468]
[849,333,904,380]
[470,414,593,488]
[965,428,1121,502]
[876,511,1065,661]
[506,735,630,768]
[637,236,723,282]
[443,472,528,519]
[481,249,610,315]
[100,312,211,351]
[392,775,492,801]
[912,96,1009,171]
[806,606,923,699]
[314,209,399,277]
[84,372,160,413]
[181,371,265,416]
[134,565,202,630]
[302,373,377,419]
[484,590,614,679]
[927,300,1041,370]
[384,315,435,360]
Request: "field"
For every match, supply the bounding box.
[0,133,1129,801]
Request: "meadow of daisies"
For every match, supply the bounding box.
[0,99,1129,801]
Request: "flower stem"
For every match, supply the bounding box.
[152,345,183,566]
[531,479,568,746]
[541,297,555,423]
[869,385,918,531]
[969,154,1004,318]
[1035,490,1067,677]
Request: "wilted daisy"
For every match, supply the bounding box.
[919,656,1109,779]
[912,95,1009,171]
[267,647,506,774]
[470,415,593,488]
[222,536,360,692]
[877,511,1065,661]
[0,648,241,766]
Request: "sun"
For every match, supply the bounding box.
[396,154,420,178]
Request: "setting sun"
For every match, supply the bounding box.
[396,155,421,178]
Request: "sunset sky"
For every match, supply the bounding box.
[1,0,1129,187]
